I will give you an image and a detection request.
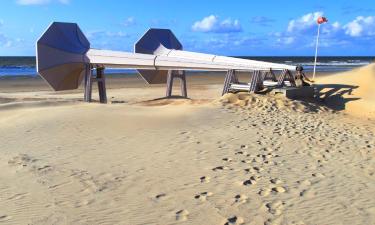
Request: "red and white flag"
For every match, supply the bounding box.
[317,16,328,24]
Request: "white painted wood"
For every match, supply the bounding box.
[87,49,290,72]
[160,47,296,71]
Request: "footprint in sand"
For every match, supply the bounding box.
[194,192,213,201]
[259,188,271,197]
[235,151,246,155]
[0,215,11,222]
[271,186,286,193]
[234,194,248,204]
[265,200,285,216]
[270,178,282,184]
[224,216,244,225]
[299,189,315,198]
[243,176,258,186]
[252,166,264,173]
[312,172,325,178]
[8,154,37,167]
[155,193,167,199]
[240,145,248,149]
[200,176,210,183]
[175,209,189,221]
[213,166,228,171]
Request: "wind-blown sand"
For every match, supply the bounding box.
[317,63,375,118]
[0,69,374,225]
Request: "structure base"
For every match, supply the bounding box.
[84,66,107,103]
[166,70,187,98]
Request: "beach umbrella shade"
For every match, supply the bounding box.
[135,29,183,84]
[37,22,90,91]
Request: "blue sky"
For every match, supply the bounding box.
[0,0,375,56]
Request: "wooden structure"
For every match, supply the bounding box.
[36,22,300,103]
[166,70,187,98]
[84,66,107,103]
[222,68,299,95]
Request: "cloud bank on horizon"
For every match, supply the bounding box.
[1,0,375,56]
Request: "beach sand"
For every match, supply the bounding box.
[0,69,374,225]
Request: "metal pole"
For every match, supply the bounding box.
[313,23,321,81]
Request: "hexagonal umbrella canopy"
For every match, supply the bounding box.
[37,22,90,91]
[135,28,182,84]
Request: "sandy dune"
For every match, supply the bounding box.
[317,63,375,118]
[0,69,374,225]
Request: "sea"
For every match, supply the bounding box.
[0,56,373,77]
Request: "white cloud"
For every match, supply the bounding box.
[123,17,136,27]
[192,15,242,33]
[344,16,375,37]
[287,11,323,33]
[86,30,132,50]
[250,16,275,26]
[16,0,69,5]
[0,33,18,48]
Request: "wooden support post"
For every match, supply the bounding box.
[222,69,236,95]
[84,65,108,103]
[276,69,296,87]
[96,67,107,103]
[265,68,277,81]
[180,71,187,98]
[277,69,287,87]
[166,70,188,98]
[249,70,261,93]
[166,70,174,97]
[258,71,266,89]
[84,64,93,102]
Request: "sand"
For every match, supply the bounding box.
[317,63,375,118]
[0,70,374,225]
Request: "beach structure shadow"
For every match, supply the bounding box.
[315,84,360,111]
[135,96,192,106]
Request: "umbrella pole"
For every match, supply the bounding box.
[313,23,321,81]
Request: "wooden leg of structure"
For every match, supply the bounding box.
[180,71,187,98]
[84,64,93,102]
[166,70,174,97]
[249,70,261,93]
[96,67,107,103]
[269,69,277,81]
[84,65,108,103]
[276,69,296,87]
[166,70,188,98]
[265,68,277,81]
[277,69,287,87]
[222,69,236,95]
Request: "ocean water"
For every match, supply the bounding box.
[0,56,373,77]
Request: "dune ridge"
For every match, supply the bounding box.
[317,63,375,118]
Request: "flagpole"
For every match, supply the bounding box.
[313,23,321,81]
